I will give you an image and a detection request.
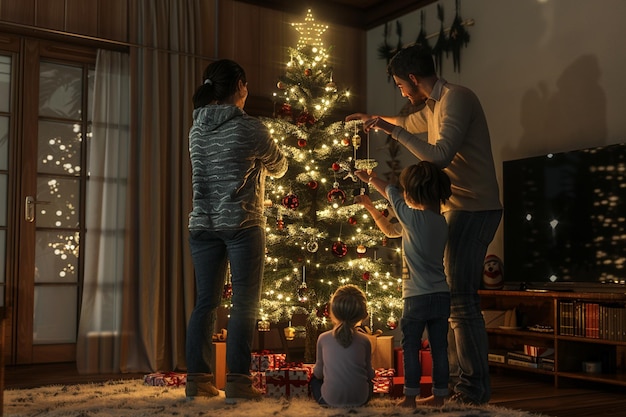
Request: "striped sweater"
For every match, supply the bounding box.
[188,104,287,230]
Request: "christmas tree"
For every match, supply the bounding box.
[237,9,403,361]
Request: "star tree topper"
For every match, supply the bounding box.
[291,9,328,51]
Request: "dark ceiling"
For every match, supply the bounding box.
[235,0,436,31]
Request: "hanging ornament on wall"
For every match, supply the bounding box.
[332,241,348,258]
[449,0,471,73]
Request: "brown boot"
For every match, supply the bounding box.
[224,373,262,404]
[185,373,220,399]
[415,394,445,407]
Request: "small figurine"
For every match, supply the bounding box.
[482,254,504,290]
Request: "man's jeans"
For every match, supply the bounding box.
[401,292,450,397]
[186,227,265,375]
[443,209,502,404]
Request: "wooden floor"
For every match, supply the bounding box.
[4,363,626,416]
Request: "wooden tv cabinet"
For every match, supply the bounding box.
[479,289,626,388]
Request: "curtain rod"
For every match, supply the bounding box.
[0,20,218,60]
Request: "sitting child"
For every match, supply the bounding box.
[310,284,375,407]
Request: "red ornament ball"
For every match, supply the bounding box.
[331,162,341,171]
[282,193,300,209]
[316,302,330,318]
[362,271,371,281]
[276,218,284,230]
[341,137,351,146]
[386,316,398,330]
[304,68,312,76]
[307,180,319,190]
[332,241,348,258]
[327,188,346,205]
[297,138,307,147]
[348,216,357,225]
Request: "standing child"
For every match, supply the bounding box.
[354,161,452,408]
[310,284,375,407]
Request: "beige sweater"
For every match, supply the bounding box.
[391,79,502,212]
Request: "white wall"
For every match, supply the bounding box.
[364,0,626,259]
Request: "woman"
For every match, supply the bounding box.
[186,59,288,403]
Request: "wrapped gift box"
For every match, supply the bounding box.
[251,351,287,371]
[373,368,395,394]
[371,335,394,369]
[394,347,432,377]
[390,376,432,398]
[373,376,393,394]
[265,366,312,399]
[143,372,186,387]
[212,342,227,389]
[251,371,266,394]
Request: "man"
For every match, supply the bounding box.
[346,44,502,405]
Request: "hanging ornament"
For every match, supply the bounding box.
[332,241,348,258]
[327,182,346,206]
[306,240,319,253]
[356,244,367,258]
[276,80,286,89]
[386,316,398,330]
[355,129,378,173]
[316,302,330,318]
[297,138,307,147]
[362,271,371,281]
[284,322,296,341]
[304,68,312,76]
[352,134,362,149]
[277,102,292,119]
[282,193,300,209]
[296,111,315,127]
[298,265,309,302]
[331,162,341,171]
[307,180,319,190]
[341,137,351,146]
[222,281,233,299]
[276,215,284,230]
[348,216,357,225]
[257,319,270,332]
[297,282,309,302]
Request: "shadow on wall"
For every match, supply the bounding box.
[508,53,607,160]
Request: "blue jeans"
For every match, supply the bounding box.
[186,227,265,375]
[401,293,450,397]
[443,209,502,404]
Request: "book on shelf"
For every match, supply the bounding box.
[523,345,555,358]
[507,351,539,363]
[488,351,506,364]
[507,358,539,369]
[538,357,555,371]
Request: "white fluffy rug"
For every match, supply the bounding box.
[4,379,545,417]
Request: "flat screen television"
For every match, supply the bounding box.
[503,143,626,292]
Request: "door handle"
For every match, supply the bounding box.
[25,196,51,223]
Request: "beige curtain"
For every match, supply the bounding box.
[77,50,130,373]
[120,0,208,373]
